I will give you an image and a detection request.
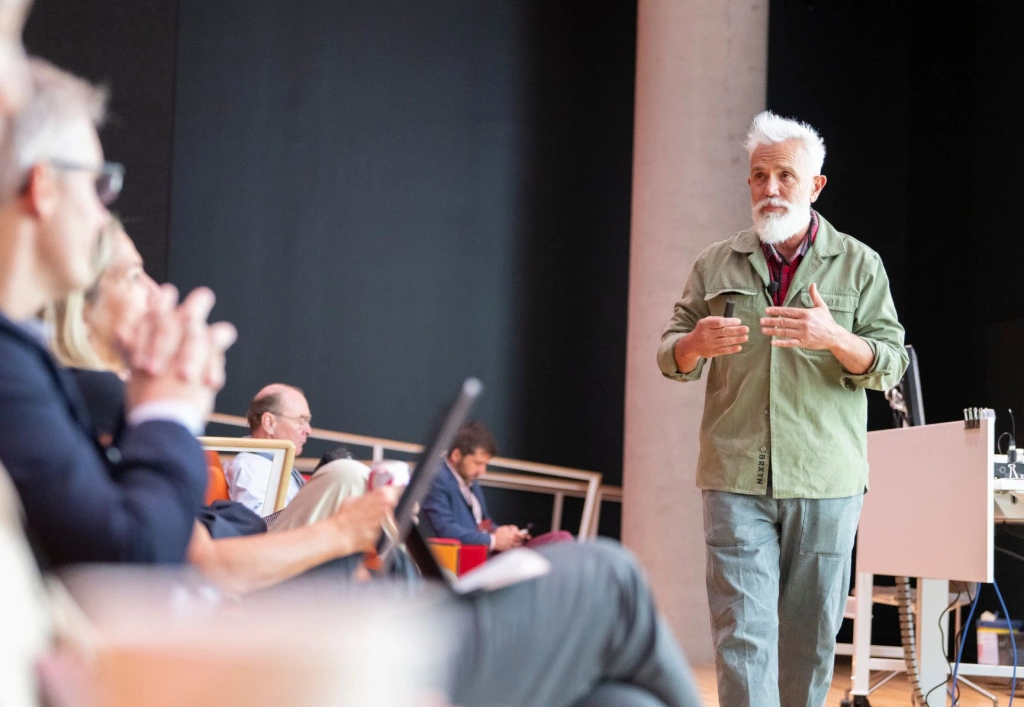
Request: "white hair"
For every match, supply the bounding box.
[0,57,107,202]
[744,110,826,175]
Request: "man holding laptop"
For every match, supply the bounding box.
[421,421,573,552]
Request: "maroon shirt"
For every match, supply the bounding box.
[760,210,819,306]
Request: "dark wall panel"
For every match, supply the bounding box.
[23,0,178,282]
[168,1,636,493]
[766,1,910,431]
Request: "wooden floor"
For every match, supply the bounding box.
[692,657,1020,706]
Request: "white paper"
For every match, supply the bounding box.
[451,547,551,595]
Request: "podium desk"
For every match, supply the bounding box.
[851,418,1024,706]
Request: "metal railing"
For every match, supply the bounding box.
[207,413,620,539]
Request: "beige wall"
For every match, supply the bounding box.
[623,0,769,663]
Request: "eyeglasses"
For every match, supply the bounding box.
[48,159,125,205]
[272,412,312,427]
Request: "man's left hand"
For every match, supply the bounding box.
[760,282,838,351]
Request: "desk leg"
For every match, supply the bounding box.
[850,572,874,697]
[917,578,949,707]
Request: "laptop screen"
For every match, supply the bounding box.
[376,377,482,572]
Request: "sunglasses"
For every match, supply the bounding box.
[47,159,125,206]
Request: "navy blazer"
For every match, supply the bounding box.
[0,313,208,568]
[70,368,265,540]
[420,460,493,547]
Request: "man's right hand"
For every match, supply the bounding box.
[123,285,237,418]
[493,524,525,552]
[673,316,748,374]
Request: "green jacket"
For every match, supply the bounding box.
[657,213,908,498]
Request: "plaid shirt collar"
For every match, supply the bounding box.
[760,210,818,266]
[761,210,819,306]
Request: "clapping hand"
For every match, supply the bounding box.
[122,284,237,416]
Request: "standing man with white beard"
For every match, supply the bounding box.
[657,111,907,707]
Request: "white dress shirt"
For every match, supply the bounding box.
[224,451,302,514]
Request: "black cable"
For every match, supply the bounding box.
[924,586,967,705]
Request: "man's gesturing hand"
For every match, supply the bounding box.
[760,282,837,350]
[673,315,749,374]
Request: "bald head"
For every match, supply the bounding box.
[245,383,311,454]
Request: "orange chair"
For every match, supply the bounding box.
[204,450,230,504]
[426,538,489,576]
[427,538,461,575]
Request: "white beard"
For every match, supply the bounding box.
[752,197,811,245]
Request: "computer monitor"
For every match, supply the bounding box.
[885,344,925,428]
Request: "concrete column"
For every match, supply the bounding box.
[623,0,768,663]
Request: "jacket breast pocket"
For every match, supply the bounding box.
[704,287,759,355]
[800,290,858,329]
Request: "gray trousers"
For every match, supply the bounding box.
[450,540,702,707]
[702,489,863,707]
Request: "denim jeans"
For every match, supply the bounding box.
[702,489,863,707]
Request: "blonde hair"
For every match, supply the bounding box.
[43,216,122,371]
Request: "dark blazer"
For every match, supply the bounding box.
[0,313,208,567]
[420,460,492,547]
[70,367,127,444]
[70,368,265,540]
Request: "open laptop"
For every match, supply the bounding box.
[376,377,482,573]
[377,377,551,593]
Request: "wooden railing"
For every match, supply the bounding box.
[206,413,621,539]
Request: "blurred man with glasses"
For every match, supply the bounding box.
[0,58,237,568]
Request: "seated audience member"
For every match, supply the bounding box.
[421,421,572,552]
[2,58,701,707]
[224,383,368,520]
[46,220,370,532]
[0,11,50,706]
[46,218,264,538]
[224,383,310,511]
[45,219,401,592]
[0,58,236,568]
